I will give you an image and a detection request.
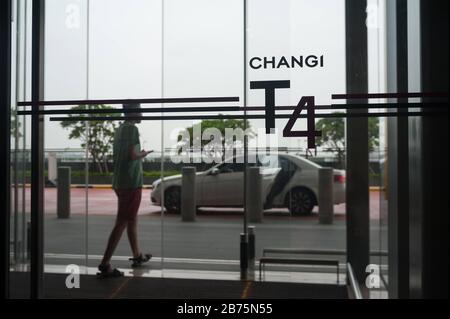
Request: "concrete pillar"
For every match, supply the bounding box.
[386,0,410,299]
[246,167,262,223]
[57,167,71,219]
[318,168,334,224]
[411,0,449,298]
[181,167,196,222]
[345,0,370,287]
[47,152,57,184]
[0,0,12,299]
[30,0,46,299]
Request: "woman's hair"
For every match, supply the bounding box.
[122,103,141,118]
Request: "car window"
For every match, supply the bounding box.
[218,155,291,173]
[258,155,298,172]
[280,157,298,172]
[218,162,245,173]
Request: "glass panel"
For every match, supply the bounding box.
[247,0,347,284]
[12,0,433,299]
[43,0,89,286]
[41,0,164,295]
[9,0,32,298]
[367,0,388,298]
[87,0,163,278]
[160,0,244,280]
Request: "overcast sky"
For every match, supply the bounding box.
[15,0,386,153]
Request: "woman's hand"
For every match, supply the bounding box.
[141,150,154,158]
[129,147,154,160]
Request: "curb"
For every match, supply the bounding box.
[24,184,153,190]
[71,185,153,189]
[25,183,381,191]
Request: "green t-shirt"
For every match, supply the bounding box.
[112,122,143,190]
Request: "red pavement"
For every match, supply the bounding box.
[18,188,385,220]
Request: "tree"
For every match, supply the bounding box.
[315,113,379,168]
[10,109,22,139]
[60,104,120,173]
[177,118,255,161]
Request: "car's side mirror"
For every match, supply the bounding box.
[209,168,219,176]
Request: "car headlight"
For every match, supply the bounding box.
[152,180,161,189]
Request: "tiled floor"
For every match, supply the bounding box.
[9,270,349,299]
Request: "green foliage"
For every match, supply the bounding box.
[368,116,380,152]
[316,114,346,150]
[177,118,255,161]
[10,109,22,139]
[315,113,380,168]
[60,105,120,173]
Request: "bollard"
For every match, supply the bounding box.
[57,167,71,219]
[47,152,57,185]
[318,167,334,224]
[181,167,196,222]
[246,167,263,223]
[248,226,256,270]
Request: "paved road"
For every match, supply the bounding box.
[39,214,387,265]
[12,188,387,271]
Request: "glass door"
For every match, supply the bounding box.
[245,0,347,285]
[11,0,424,299]
[9,0,32,298]
[159,0,245,280]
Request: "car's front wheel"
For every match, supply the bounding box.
[164,187,181,214]
[286,188,316,216]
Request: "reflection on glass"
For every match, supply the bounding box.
[7,0,396,299]
[9,0,32,298]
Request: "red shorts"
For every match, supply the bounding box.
[114,188,142,222]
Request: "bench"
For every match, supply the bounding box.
[259,248,387,284]
[262,248,388,257]
[259,257,340,283]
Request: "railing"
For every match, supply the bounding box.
[347,262,363,299]
[11,148,387,164]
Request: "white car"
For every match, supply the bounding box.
[151,153,346,215]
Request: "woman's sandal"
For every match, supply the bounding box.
[96,264,124,279]
[129,253,152,268]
